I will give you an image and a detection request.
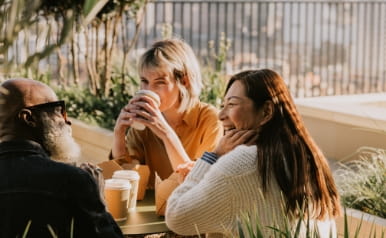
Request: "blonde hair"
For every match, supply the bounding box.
[138,38,202,112]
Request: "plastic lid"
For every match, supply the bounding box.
[112,170,140,180]
[136,90,160,106]
[105,178,131,189]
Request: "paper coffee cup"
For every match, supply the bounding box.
[121,163,150,200]
[112,170,140,211]
[104,179,131,221]
[131,90,161,130]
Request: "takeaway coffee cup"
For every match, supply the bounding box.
[131,90,161,130]
[104,179,131,221]
[112,170,140,211]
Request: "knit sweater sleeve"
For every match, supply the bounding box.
[165,146,257,236]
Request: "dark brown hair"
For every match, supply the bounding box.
[225,69,341,219]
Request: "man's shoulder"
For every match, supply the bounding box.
[51,161,94,180]
[26,156,95,183]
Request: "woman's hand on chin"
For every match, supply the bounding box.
[213,129,258,157]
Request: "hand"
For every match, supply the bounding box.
[112,94,160,160]
[79,162,103,181]
[213,129,258,157]
[113,101,138,137]
[113,94,160,136]
[129,95,174,140]
[79,162,105,204]
[176,161,195,183]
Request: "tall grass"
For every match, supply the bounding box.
[237,208,384,238]
[333,147,386,219]
[237,210,322,238]
[21,218,75,238]
[200,32,231,108]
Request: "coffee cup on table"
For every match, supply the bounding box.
[112,170,140,211]
[104,179,131,221]
[121,162,150,200]
[131,90,161,130]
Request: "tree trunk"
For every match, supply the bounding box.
[71,23,80,85]
[93,23,101,94]
[99,19,110,96]
[84,25,97,94]
[104,13,122,96]
[121,1,147,88]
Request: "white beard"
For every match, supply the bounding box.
[41,114,81,163]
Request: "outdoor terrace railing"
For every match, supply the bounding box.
[139,0,386,97]
[3,0,386,98]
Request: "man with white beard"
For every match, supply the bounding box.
[40,110,81,164]
[0,78,123,238]
[39,102,105,199]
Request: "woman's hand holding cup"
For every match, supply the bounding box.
[129,90,161,130]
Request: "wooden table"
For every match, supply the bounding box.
[117,189,169,235]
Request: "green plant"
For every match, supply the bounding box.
[237,208,384,238]
[21,218,75,238]
[0,0,108,79]
[334,146,386,219]
[1,0,148,98]
[22,220,32,238]
[55,74,138,129]
[237,207,322,238]
[200,32,231,108]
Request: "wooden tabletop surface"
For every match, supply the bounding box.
[117,189,169,235]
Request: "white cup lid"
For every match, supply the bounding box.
[105,178,131,189]
[136,90,160,106]
[112,170,140,180]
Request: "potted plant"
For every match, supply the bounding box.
[333,146,386,237]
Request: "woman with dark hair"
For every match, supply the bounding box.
[166,69,341,237]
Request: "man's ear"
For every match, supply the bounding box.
[259,101,274,126]
[18,109,37,127]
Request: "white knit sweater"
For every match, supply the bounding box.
[165,145,337,238]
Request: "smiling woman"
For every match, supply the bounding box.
[108,38,223,215]
[219,80,270,134]
[165,69,341,238]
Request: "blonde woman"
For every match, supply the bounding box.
[110,38,222,213]
[166,69,341,237]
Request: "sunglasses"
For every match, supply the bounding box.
[24,100,71,125]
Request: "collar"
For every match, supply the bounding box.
[181,101,201,127]
[0,140,48,157]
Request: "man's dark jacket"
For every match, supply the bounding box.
[0,140,123,238]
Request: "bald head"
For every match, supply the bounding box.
[1,78,58,108]
[0,78,80,162]
[0,78,58,141]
